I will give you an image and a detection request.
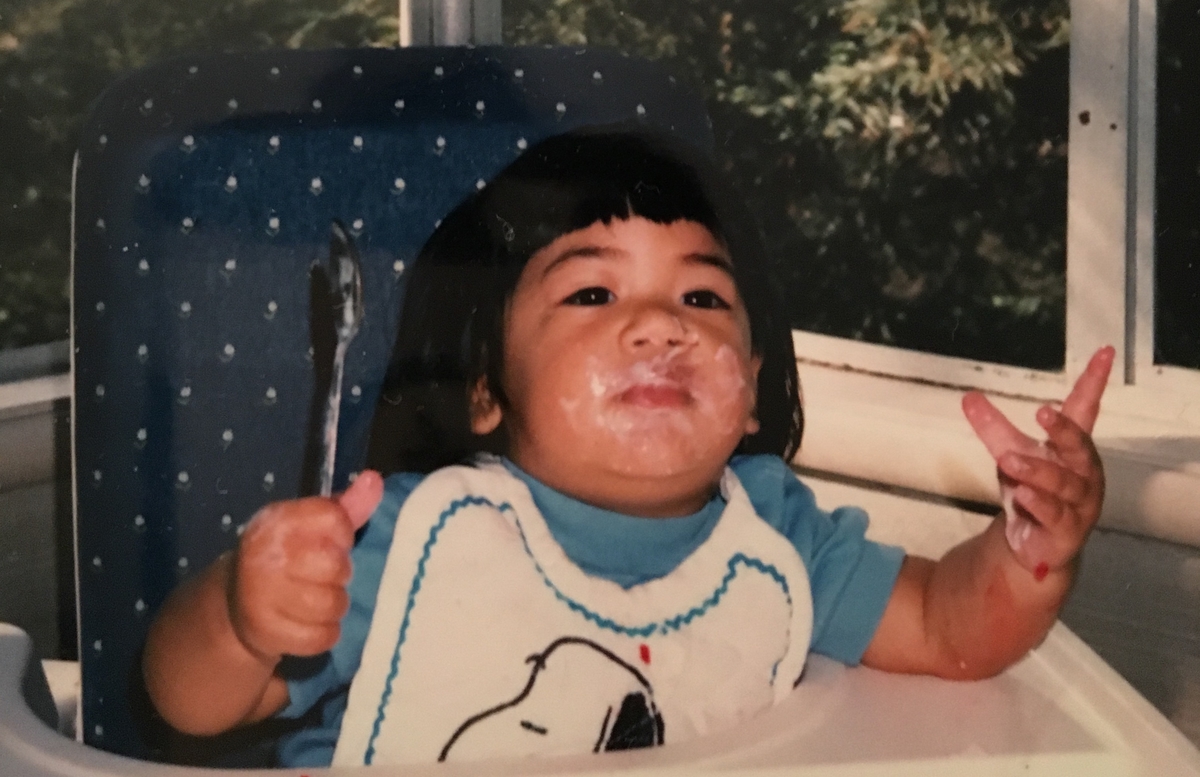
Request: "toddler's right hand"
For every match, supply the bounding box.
[226,470,383,663]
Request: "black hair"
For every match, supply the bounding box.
[366,127,802,475]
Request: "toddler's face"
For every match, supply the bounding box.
[472,217,762,517]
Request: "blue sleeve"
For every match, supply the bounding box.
[730,455,905,666]
[278,472,424,719]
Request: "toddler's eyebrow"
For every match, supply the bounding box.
[541,245,616,278]
[684,251,736,278]
[541,246,735,279]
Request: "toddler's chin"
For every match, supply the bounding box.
[591,423,738,483]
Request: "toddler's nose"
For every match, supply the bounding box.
[621,302,695,351]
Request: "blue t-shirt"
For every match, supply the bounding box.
[276,454,905,767]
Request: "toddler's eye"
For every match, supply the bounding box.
[563,287,614,306]
[683,290,732,310]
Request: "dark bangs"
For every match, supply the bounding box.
[481,131,728,269]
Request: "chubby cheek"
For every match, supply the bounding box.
[702,344,760,436]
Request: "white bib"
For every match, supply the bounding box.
[333,461,813,765]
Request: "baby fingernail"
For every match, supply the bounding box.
[1037,406,1055,425]
[1005,455,1028,473]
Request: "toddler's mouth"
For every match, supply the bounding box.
[617,382,692,408]
[596,355,696,409]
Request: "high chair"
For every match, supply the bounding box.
[1,43,1199,777]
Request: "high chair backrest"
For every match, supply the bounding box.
[71,45,713,762]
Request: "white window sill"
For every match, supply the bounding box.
[793,358,1200,548]
[0,375,70,495]
[0,374,71,416]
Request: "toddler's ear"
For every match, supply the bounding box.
[469,377,503,435]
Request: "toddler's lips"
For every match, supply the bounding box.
[617,383,692,408]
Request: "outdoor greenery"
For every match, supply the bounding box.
[507,0,1071,368]
[0,0,1074,369]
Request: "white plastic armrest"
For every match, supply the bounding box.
[0,623,273,776]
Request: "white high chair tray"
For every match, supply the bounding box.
[3,475,1199,776]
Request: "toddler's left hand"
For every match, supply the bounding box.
[962,346,1114,576]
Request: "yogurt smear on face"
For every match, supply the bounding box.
[558,346,754,477]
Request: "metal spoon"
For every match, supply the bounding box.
[318,219,364,497]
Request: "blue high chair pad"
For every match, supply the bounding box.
[71,45,713,761]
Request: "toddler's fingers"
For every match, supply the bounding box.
[228,587,339,660]
[297,499,359,550]
[962,392,1031,460]
[245,498,356,559]
[1060,346,1114,434]
[1037,406,1103,481]
[999,452,1090,506]
[286,542,353,586]
[276,582,349,627]
[269,617,342,658]
[338,469,384,532]
[1011,484,1073,533]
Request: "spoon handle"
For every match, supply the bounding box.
[319,338,350,497]
[318,220,364,497]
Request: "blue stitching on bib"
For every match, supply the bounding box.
[364,495,511,764]
[364,494,794,763]
[510,511,792,637]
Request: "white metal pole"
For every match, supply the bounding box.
[1065,0,1130,384]
[434,0,472,45]
[398,0,411,46]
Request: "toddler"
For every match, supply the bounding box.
[143,129,1112,768]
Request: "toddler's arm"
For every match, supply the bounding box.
[141,471,383,736]
[861,347,1113,679]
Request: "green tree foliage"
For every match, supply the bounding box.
[506,0,1070,368]
[0,0,396,349]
